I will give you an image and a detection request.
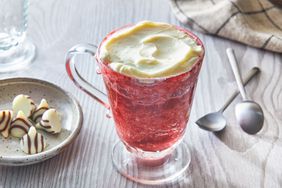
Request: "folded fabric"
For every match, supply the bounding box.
[170,0,282,53]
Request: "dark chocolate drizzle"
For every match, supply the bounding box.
[11,118,32,127]
[39,121,51,129]
[22,131,46,154]
[34,107,48,114]
[0,111,5,126]
[27,135,31,154]
[34,115,42,123]
[10,117,32,136]
[35,133,38,153]
[33,115,42,122]
[41,135,44,152]
[10,125,28,134]
[32,107,49,122]
[24,95,36,117]
[1,111,11,133]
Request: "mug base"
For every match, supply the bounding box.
[111,141,191,185]
[0,39,36,73]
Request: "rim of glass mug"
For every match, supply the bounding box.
[96,24,205,80]
[65,23,205,110]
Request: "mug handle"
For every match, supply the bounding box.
[65,43,110,109]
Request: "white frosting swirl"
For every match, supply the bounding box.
[100,21,202,78]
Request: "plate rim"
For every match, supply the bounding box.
[0,77,83,165]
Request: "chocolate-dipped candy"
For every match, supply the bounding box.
[0,110,13,138]
[10,111,33,138]
[20,126,47,154]
[36,109,61,134]
[31,99,49,123]
[12,94,36,118]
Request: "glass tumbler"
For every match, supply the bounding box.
[65,24,205,185]
[0,0,36,72]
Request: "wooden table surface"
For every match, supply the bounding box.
[1,0,282,187]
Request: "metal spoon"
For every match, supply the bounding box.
[226,48,264,134]
[196,67,260,132]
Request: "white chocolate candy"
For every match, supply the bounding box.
[20,126,47,154]
[0,110,13,138]
[36,109,61,134]
[10,111,33,138]
[13,94,36,118]
[31,99,49,123]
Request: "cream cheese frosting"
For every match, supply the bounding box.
[100,21,202,78]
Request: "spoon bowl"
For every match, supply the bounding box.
[196,112,227,132]
[195,67,260,132]
[235,101,264,134]
[226,48,264,134]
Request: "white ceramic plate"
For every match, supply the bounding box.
[0,77,83,166]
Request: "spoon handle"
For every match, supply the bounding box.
[226,48,248,100]
[219,67,260,113]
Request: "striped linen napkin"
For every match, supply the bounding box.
[169,0,282,53]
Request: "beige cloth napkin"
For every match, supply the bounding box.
[169,0,282,53]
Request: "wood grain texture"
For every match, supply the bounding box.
[0,0,282,187]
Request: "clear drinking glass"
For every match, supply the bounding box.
[65,24,205,185]
[0,0,35,72]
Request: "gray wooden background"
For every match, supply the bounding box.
[1,0,282,187]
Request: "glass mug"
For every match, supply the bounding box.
[0,0,35,72]
[65,23,204,185]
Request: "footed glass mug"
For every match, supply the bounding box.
[65,24,204,185]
